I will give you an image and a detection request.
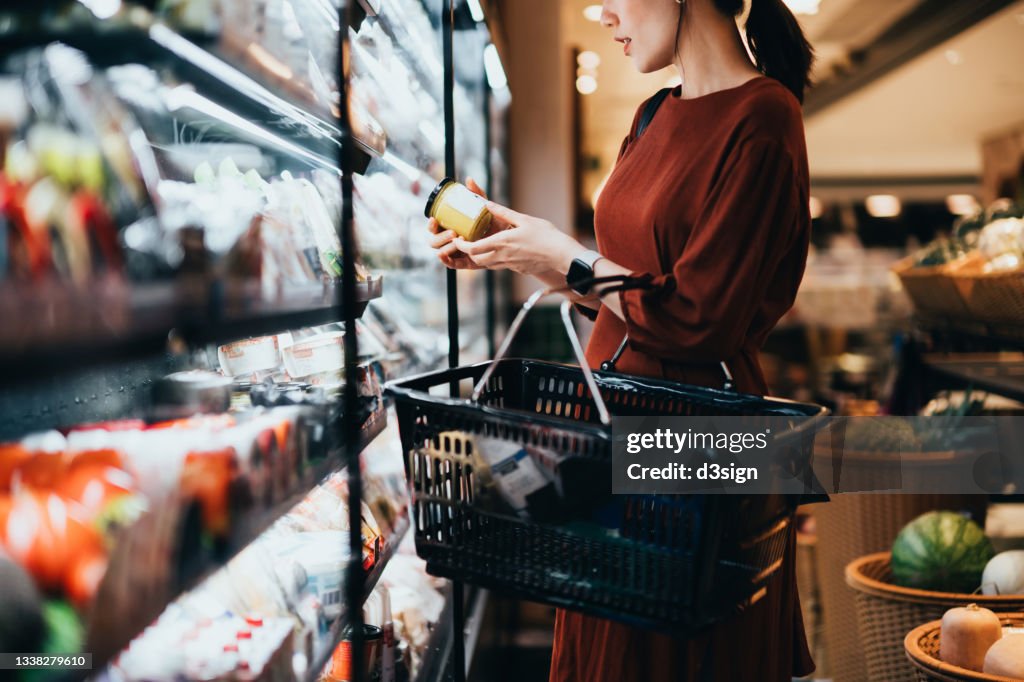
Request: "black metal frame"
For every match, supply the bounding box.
[338,0,370,678]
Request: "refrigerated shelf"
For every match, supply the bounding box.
[307,511,412,682]
[0,277,382,382]
[87,401,389,667]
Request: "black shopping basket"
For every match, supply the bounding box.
[385,280,829,634]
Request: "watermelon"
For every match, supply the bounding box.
[891,511,993,593]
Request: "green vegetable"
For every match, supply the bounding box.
[94,494,147,549]
[19,601,84,682]
[218,157,242,178]
[193,161,215,185]
[76,143,105,193]
[891,511,993,593]
[243,168,269,191]
[844,418,920,452]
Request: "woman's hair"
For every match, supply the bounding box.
[680,0,815,103]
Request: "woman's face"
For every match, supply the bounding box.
[601,0,681,73]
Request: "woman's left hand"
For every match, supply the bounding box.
[451,201,586,276]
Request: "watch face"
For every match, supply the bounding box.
[568,259,591,293]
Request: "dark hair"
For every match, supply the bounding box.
[679,0,814,103]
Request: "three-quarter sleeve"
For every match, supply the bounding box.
[619,138,804,363]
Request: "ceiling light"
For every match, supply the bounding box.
[782,0,820,15]
[945,49,964,65]
[809,196,823,220]
[484,43,507,90]
[866,194,901,218]
[577,51,601,70]
[583,5,603,22]
[946,194,980,216]
[576,75,598,95]
[466,0,485,22]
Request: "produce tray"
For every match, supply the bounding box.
[905,612,1024,682]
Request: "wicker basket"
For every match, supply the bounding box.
[814,495,988,682]
[905,613,1024,682]
[847,553,1024,682]
[952,260,1024,323]
[893,255,973,318]
[811,446,988,495]
[795,529,824,673]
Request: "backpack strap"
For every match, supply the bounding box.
[635,87,673,139]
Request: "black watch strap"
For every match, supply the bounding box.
[567,250,604,294]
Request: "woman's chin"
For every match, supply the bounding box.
[631,55,671,75]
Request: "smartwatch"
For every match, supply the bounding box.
[566,250,605,294]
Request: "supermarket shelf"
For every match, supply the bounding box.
[415,583,456,682]
[0,22,378,173]
[0,277,382,383]
[87,403,388,667]
[307,510,412,682]
[916,315,1024,352]
[924,353,1024,403]
[464,587,489,676]
[414,586,488,682]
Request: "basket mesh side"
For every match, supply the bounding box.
[390,360,807,631]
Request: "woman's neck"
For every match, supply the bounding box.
[673,4,761,99]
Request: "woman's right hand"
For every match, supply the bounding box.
[429,177,507,270]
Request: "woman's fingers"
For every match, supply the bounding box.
[465,249,500,268]
[438,240,464,259]
[428,217,443,235]
[453,232,507,255]
[465,177,487,198]
[439,251,483,270]
[485,200,523,225]
[430,229,456,249]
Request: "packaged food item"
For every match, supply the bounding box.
[218,336,282,379]
[282,332,345,382]
[424,178,491,242]
[324,624,384,682]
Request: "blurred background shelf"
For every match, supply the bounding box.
[916,315,1024,353]
[923,353,1024,403]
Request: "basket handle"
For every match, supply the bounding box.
[471,283,620,425]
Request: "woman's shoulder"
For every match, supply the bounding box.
[729,77,804,142]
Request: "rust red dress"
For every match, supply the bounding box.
[549,77,814,681]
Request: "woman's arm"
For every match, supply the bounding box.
[429,179,602,310]
[449,139,806,363]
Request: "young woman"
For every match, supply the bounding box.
[429,0,814,679]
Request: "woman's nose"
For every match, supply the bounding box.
[600,4,616,28]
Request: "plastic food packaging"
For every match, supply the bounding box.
[151,371,233,421]
[282,332,345,381]
[218,336,282,378]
